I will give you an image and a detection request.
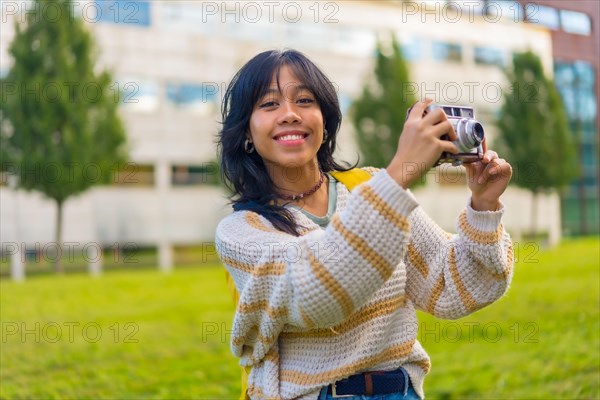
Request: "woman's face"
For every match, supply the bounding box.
[248,64,324,171]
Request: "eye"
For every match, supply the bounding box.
[258,101,278,108]
[297,97,315,105]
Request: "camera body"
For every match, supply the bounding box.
[421,104,485,166]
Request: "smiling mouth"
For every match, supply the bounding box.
[274,133,309,142]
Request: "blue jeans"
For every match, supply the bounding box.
[316,375,421,400]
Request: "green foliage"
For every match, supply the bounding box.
[0,0,127,203]
[1,238,598,399]
[496,51,578,194]
[351,35,416,172]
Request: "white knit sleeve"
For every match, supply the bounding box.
[404,200,514,320]
[215,169,418,365]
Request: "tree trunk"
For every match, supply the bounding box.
[55,199,64,274]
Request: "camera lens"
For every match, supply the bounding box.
[472,122,484,143]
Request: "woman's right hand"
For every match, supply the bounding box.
[386,99,459,189]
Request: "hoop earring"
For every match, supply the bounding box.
[244,139,255,154]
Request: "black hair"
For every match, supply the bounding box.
[217,49,356,236]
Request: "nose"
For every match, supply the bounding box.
[277,100,302,124]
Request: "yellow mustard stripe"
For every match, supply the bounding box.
[330,215,394,280]
[237,300,288,319]
[232,328,277,347]
[412,358,431,373]
[505,242,514,279]
[245,212,279,233]
[427,273,445,314]
[299,305,316,329]
[279,340,415,385]
[222,256,286,276]
[261,345,280,369]
[407,244,429,278]
[358,185,410,232]
[458,210,502,244]
[282,294,407,339]
[247,384,282,400]
[308,251,355,317]
[448,246,479,312]
[264,350,278,364]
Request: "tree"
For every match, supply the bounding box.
[0,0,128,274]
[496,51,578,236]
[350,34,418,183]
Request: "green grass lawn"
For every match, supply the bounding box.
[1,237,598,399]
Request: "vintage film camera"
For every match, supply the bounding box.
[407,104,485,166]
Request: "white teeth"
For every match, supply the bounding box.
[276,134,304,141]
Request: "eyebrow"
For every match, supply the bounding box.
[262,84,313,97]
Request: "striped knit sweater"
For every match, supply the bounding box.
[215,168,514,400]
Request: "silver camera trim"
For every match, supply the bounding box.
[425,104,485,166]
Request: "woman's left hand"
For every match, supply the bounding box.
[464,150,512,211]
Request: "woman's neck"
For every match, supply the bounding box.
[268,162,322,196]
[268,162,329,211]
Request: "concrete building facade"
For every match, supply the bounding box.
[0,0,563,275]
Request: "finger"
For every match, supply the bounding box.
[407,98,433,121]
[423,110,458,141]
[429,119,457,141]
[422,108,447,124]
[439,139,459,155]
[483,150,499,163]
[464,160,484,182]
[489,159,511,176]
[485,162,512,184]
[479,158,506,183]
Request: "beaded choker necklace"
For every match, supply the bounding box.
[277,171,326,201]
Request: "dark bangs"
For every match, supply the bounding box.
[221,50,342,143]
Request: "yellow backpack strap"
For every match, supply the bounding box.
[330,168,373,191]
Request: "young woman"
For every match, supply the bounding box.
[216,49,514,400]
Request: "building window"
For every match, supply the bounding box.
[118,78,159,113]
[172,164,219,186]
[400,37,422,62]
[560,10,592,36]
[474,46,504,67]
[530,5,560,30]
[112,163,154,186]
[554,61,597,123]
[554,60,599,235]
[484,1,523,22]
[449,1,486,16]
[160,2,216,35]
[432,42,462,63]
[332,27,376,57]
[94,0,151,27]
[166,83,218,115]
